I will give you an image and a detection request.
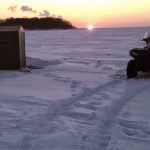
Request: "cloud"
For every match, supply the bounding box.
[8,6,17,12]
[39,10,50,17]
[21,5,37,13]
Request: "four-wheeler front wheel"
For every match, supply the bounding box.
[127,59,138,78]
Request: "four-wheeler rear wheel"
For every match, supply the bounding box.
[127,59,137,78]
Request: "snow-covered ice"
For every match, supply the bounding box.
[0,28,150,150]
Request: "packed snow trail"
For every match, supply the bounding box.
[11,76,150,150]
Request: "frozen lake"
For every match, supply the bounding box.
[26,28,146,60]
[0,27,150,150]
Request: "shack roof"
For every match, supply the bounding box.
[0,26,24,32]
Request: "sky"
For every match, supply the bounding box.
[0,0,150,28]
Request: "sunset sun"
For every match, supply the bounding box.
[87,25,94,30]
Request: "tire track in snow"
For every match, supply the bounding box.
[16,79,149,150]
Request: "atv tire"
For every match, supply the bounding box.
[127,60,137,78]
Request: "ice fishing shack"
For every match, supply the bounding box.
[0,26,26,69]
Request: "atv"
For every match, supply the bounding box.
[127,31,150,78]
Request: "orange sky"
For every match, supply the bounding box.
[0,0,150,28]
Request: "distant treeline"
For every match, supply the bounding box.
[0,17,75,29]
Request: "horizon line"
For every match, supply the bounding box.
[77,26,150,29]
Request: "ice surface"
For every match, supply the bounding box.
[0,27,150,150]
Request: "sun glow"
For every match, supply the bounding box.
[87,25,94,30]
[1,0,150,28]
